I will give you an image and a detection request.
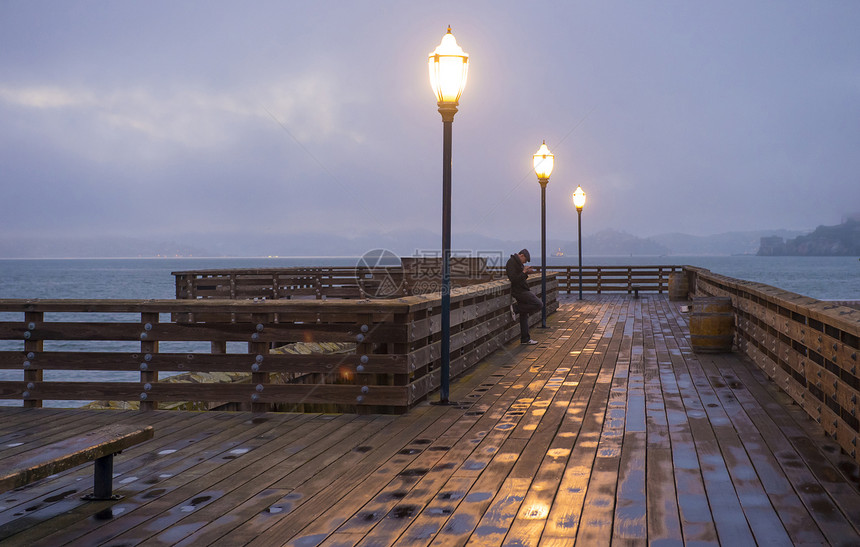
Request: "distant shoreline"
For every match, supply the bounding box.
[3,253,856,261]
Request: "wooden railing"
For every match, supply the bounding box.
[687,266,860,464]
[0,274,558,413]
[174,262,496,300]
[174,267,374,300]
[174,264,683,300]
[535,265,683,294]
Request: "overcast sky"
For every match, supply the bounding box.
[1,1,858,248]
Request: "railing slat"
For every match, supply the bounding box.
[1,272,558,413]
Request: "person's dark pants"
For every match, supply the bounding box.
[513,290,543,343]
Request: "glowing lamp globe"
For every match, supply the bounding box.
[533,141,554,181]
[573,186,586,210]
[428,27,469,109]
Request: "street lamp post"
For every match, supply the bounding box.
[429,27,468,404]
[573,186,586,300]
[533,141,554,327]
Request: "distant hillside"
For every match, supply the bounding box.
[0,236,212,259]
[0,229,668,259]
[584,229,669,256]
[758,219,860,256]
[0,226,842,259]
[649,229,805,256]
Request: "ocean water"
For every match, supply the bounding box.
[0,255,857,300]
[564,255,859,301]
[0,255,856,407]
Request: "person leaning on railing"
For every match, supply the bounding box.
[505,249,542,345]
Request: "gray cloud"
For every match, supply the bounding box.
[1,1,858,248]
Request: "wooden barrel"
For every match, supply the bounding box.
[690,296,734,353]
[668,272,689,301]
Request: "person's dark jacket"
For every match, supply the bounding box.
[505,254,530,296]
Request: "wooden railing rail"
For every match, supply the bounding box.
[174,266,497,301]
[686,266,860,464]
[489,265,684,294]
[174,265,684,301]
[174,267,371,300]
[0,274,558,413]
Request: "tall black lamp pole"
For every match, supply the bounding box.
[429,27,468,404]
[573,186,586,300]
[533,141,554,327]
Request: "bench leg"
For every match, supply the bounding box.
[81,453,122,501]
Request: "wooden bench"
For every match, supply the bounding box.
[631,285,640,298]
[0,424,154,500]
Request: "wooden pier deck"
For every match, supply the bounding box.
[1,294,859,546]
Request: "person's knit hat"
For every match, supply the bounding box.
[519,249,530,262]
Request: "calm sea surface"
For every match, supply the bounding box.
[0,255,857,300]
[1,255,856,407]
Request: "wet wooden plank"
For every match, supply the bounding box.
[641,298,683,544]
[576,304,632,545]
[2,295,860,546]
[248,409,460,546]
[359,397,536,544]
[141,415,393,546]
[178,410,423,546]
[17,412,316,545]
[613,306,647,542]
[300,309,567,546]
[667,298,760,545]
[282,333,561,545]
[693,352,821,544]
[0,407,67,435]
[466,476,531,545]
[657,300,724,545]
[712,353,860,543]
[497,318,590,544]
[216,349,505,545]
[316,434,458,542]
[0,409,137,459]
[543,298,626,541]
[70,413,351,546]
[682,359,791,544]
[403,439,525,546]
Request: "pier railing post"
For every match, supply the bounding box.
[23,311,43,408]
[250,312,269,413]
[139,312,159,411]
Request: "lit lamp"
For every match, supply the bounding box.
[429,27,468,404]
[573,185,586,300]
[533,141,554,327]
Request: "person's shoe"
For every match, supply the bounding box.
[510,303,518,321]
[521,339,538,345]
